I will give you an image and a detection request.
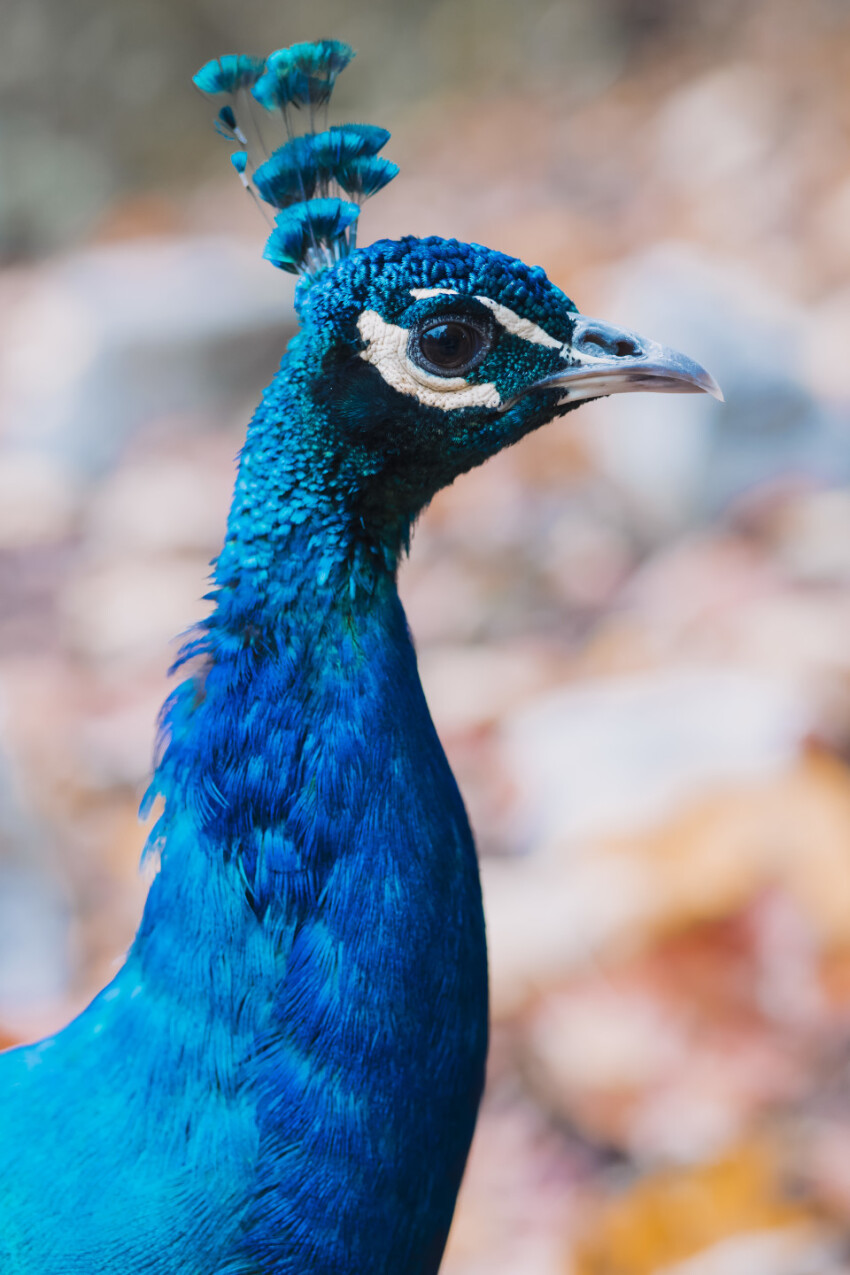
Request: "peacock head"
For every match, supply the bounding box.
[194,42,720,530]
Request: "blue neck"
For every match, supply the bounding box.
[128,366,489,1273]
[216,346,413,602]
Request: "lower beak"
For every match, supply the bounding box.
[533,315,723,404]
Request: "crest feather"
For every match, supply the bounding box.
[263,199,360,274]
[193,40,395,278]
[336,155,399,200]
[253,126,395,209]
[193,55,266,95]
[252,40,354,111]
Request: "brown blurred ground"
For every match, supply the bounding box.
[3,1,850,1271]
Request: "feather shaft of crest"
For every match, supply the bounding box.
[215,105,248,145]
[231,151,251,190]
[196,40,395,278]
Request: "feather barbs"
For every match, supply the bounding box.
[193,40,397,279]
[192,54,266,95]
[264,198,360,275]
[252,127,396,208]
[252,40,354,112]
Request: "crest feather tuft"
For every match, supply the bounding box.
[193,40,395,278]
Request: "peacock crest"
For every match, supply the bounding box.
[193,41,398,278]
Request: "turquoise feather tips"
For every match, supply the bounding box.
[253,127,396,208]
[252,40,354,111]
[264,199,360,274]
[193,40,396,278]
[193,55,266,95]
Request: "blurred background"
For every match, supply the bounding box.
[3,0,850,1270]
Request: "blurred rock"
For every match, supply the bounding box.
[804,286,850,402]
[76,690,164,791]
[81,453,233,558]
[521,898,823,1162]
[0,452,78,548]
[651,67,779,198]
[60,555,211,666]
[483,848,652,1017]
[500,666,808,850]
[0,236,295,480]
[419,643,559,737]
[485,749,850,1018]
[584,246,850,532]
[767,489,850,585]
[0,710,70,1028]
[442,1080,580,1275]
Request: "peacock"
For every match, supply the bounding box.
[0,39,720,1274]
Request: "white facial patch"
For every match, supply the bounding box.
[357,310,501,411]
[472,296,562,350]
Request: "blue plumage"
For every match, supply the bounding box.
[0,36,720,1275]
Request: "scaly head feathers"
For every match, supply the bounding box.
[194,40,396,276]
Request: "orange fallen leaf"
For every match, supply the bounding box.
[571,1141,827,1275]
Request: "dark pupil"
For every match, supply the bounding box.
[420,322,477,371]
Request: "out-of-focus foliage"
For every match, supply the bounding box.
[3,1,850,1271]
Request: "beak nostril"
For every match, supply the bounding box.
[614,337,640,358]
[579,329,641,360]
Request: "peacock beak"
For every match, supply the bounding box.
[532,314,723,405]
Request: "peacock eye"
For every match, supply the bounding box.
[408,314,494,378]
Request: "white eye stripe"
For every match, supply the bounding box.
[472,297,562,350]
[408,287,562,351]
[357,310,501,411]
[409,287,459,299]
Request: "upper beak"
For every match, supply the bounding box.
[532,315,724,405]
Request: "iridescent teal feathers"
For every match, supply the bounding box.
[193,41,398,277]
[253,128,397,211]
[263,198,360,273]
[192,54,266,95]
[252,41,354,111]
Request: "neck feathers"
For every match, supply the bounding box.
[123,353,487,1274]
[215,356,412,612]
